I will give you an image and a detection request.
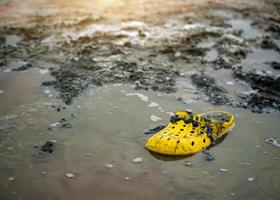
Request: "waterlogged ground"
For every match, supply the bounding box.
[0,0,280,199]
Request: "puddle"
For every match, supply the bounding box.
[212,10,235,19]
[244,47,280,65]
[0,68,52,116]
[228,18,263,39]
[0,69,280,200]
[197,40,216,49]
[204,48,218,62]
[243,47,280,74]
[212,10,263,39]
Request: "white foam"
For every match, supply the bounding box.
[150,115,162,122]
[126,93,149,102]
[148,102,159,107]
[43,89,51,94]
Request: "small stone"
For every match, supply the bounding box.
[85,152,92,156]
[219,168,228,172]
[124,177,130,181]
[65,173,75,178]
[42,171,47,175]
[8,177,15,181]
[205,153,215,161]
[105,163,113,169]
[7,146,13,151]
[0,90,4,94]
[247,177,254,182]
[185,161,192,167]
[61,122,72,128]
[49,122,60,127]
[229,192,235,196]
[132,157,143,163]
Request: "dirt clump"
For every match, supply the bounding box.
[191,72,230,105]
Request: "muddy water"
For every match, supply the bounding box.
[212,9,264,39]
[0,69,279,200]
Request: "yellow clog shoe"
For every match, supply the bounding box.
[145,110,235,156]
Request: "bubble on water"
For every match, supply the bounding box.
[247,177,254,182]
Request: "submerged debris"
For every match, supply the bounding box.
[203,151,216,161]
[268,61,280,70]
[49,118,73,129]
[144,125,166,135]
[33,140,56,154]
[12,63,33,71]
[265,137,280,148]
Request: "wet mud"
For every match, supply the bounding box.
[1,0,280,200]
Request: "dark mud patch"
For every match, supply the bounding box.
[190,70,280,113]
[237,92,280,113]
[259,36,280,53]
[41,69,89,105]
[33,140,56,155]
[11,62,33,71]
[191,72,230,105]
[90,60,180,93]
[42,59,179,104]
[268,61,280,70]
[232,66,280,113]
[233,66,280,96]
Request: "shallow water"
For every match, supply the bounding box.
[0,69,279,200]
[212,10,264,39]
[243,47,280,74]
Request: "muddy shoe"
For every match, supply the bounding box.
[145,110,235,156]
